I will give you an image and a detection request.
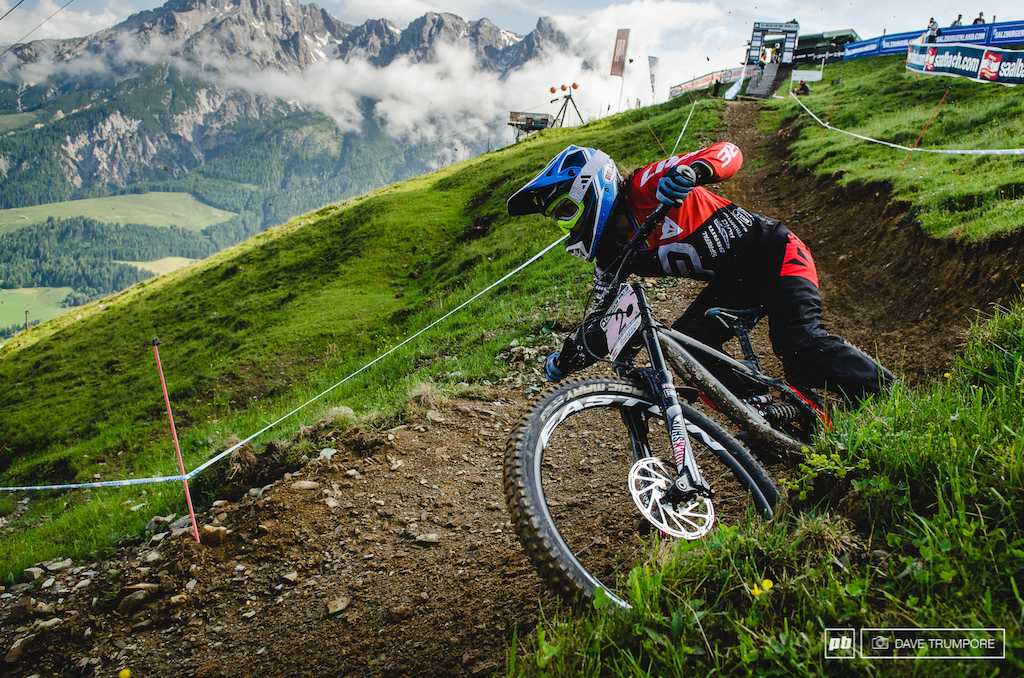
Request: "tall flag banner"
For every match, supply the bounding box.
[610,29,630,77]
[724,63,747,100]
[648,56,659,97]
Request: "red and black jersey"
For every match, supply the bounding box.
[596,142,799,283]
[556,144,891,402]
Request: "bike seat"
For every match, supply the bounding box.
[705,307,766,331]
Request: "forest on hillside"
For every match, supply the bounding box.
[0,65,462,338]
[0,216,240,338]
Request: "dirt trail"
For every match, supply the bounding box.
[3,102,1021,678]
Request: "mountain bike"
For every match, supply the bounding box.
[503,204,828,609]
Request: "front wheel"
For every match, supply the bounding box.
[504,377,779,609]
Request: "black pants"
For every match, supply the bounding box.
[671,233,894,404]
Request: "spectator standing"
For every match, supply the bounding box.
[972,12,985,24]
[951,14,963,26]
[926,17,939,43]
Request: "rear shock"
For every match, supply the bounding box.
[747,396,802,428]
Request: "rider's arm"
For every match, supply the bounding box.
[545,265,616,381]
[634,142,743,193]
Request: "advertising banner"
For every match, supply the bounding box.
[724,64,746,101]
[848,20,1024,60]
[610,29,630,77]
[990,21,1024,46]
[935,25,990,45]
[907,43,1024,86]
[668,66,747,97]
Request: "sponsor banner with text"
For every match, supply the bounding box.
[907,42,1024,86]
[669,67,747,97]
[846,20,1024,60]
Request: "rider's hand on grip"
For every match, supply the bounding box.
[543,352,565,382]
[655,165,697,206]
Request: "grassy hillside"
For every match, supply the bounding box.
[0,112,38,133]
[2,53,1023,673]
[0,94,721,577]
[0,193,236,234]
[120,256,197,275]
[0,287,73,327]
[769,55,1024,240]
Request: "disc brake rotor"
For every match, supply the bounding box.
[628,457,715,540]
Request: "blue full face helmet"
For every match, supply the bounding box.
[507,145,622,261]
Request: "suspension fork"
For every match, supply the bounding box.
[631,285,711,496]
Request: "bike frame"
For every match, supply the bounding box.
[589,204,817,483]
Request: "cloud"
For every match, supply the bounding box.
[1,4,693,162]
[0,0,127,44]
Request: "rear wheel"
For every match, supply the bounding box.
[504,377,779,609]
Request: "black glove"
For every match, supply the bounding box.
[656,164,698,206]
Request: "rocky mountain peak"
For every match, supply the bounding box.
[331,11,541,73]
[100,0,354,71]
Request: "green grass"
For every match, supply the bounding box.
[765,55,1024,241]
[0,112,37,134]
[118,256,198,276]
[0,93,723,578]
[0,287,75,329]
[0,192,237,234]
[505,300,1024,675]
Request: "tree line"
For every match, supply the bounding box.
[0,216,218,303]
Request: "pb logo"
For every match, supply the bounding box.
[829,636,852,651]
[825,628,857,659]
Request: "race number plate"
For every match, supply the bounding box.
[601,284,642,361]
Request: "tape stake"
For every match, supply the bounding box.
[153,339,200,543]
[1,236,570,495]
[900,88,950,173]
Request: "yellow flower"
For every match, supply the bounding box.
[752,584,763,597]
[762,579,774,592]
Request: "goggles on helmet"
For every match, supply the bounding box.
[544,194,584,233]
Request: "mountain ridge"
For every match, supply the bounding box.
[0,0,573,201]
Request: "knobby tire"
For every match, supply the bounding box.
[504,376,779,609]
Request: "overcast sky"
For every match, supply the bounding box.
[1,0,1020,141]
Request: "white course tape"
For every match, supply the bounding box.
[1,234,569,493]
[789,91,1024,156]
[0,474,188,492]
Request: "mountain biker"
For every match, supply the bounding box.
[506,143,895,404]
